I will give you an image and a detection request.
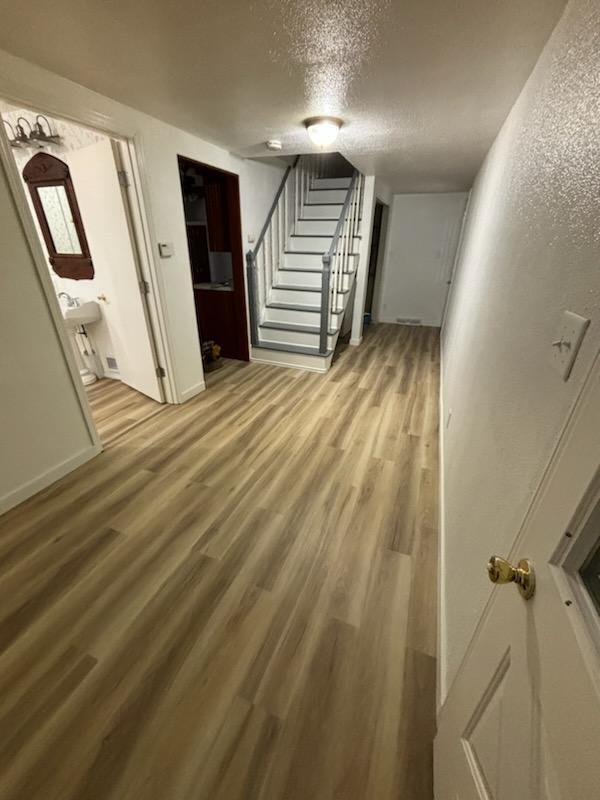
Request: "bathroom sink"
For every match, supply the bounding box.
[62,301,102,329]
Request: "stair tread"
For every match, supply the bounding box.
[260,321,337,335]
[285,249,360,255]
[254,341,333,357]
[290,234,362,238]
[273,284,321,293]
[279,266,355,274]
[267,301,344,314]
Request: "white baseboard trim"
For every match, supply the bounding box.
[179,380,206,403]
[0,444,102,516]
[349,336,363,346]
[251,347,330,373]
[437,338,448,715]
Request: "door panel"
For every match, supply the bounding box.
[436,358,600,800]
[66,139,162,401]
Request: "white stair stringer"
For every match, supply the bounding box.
[248,163,362,372]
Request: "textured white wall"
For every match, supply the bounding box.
[0,50,286,402]
[0,158,95,511]
[440,0,600,700]
[375,193,467,327]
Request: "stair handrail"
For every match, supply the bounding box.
[319,170,362,354]
[246,155,301,347]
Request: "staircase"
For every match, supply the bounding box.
[246,156,364,372]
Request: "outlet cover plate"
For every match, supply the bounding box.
[551,310,590,381]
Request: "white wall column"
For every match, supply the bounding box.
[350,174,376,346]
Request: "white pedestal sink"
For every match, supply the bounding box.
[60,300,102,386]
[62,300,102,329]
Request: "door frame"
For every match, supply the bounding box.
[0,99,172,446]
[177,154,250,362]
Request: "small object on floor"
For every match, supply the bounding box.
[202,340,223,371]
[364,312,372,325]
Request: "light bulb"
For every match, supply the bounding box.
[305,117,342,148]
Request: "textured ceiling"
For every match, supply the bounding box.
[0,0,566,191]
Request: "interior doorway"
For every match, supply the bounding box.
[1,101,165,444]
[178,156,249,363]
[364,200,388,320]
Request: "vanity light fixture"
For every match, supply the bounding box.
[2,119,22,148]
[1,114,61,149]
[304,117,343,148]
[29,115,62,145]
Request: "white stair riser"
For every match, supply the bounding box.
[270,287,321,304]
[283,251,359,270]
[259,326,336,350]
[276,269,321,287]
[275,270,353,292]
[264,306,322,325]
[288,235,360,252]
[312,177,351,190]
[295,219,337,236]
[307,189,347,204]
[302,204,343,219]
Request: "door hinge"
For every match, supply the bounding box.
[156,366,166,378]
[117,169,130,188]
[139,279,151,295]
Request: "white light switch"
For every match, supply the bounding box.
[551,310,590,381]
[158,242,173,258]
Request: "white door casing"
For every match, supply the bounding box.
[66,139,163,401]
[435,353,600,800]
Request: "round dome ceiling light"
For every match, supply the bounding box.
[304,117,343,148]
[266,139,282,151]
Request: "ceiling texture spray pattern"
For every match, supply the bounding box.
[0,0,567,191]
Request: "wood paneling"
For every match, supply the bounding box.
[0,324,438,799]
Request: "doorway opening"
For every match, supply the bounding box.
[178,156,249,368]
[364,200,388,323]
[1,101,166,445]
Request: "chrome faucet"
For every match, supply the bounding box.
[57,291,77,307]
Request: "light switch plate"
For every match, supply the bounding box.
[158,242,173,258]
[551,310,590,381]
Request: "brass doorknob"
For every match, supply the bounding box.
[487,556,535,600]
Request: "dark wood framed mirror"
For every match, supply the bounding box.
[22,152,94,280]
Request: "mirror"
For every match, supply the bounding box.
[23,153,93,280]
[37,185,83,255]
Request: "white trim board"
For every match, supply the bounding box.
[437,335,448,711]
[0,444,101,516]
[179,380,206,402]
[251,347,331,373]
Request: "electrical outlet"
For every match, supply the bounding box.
[551,310,590,381]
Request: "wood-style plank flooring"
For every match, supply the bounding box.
[0,323,439,800]
[85,378,165,445]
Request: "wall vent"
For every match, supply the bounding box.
[106,356,119,371]
[396,317,422,325]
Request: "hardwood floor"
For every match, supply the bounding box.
[85,378,165,445]
[0,323,439,800]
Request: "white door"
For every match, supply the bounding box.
[66,139,162,401]
[435,356,600,800]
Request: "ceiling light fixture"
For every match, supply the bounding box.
[304,117,343,148]
[266,139,282,151]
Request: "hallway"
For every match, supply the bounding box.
[0,324,439,800]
